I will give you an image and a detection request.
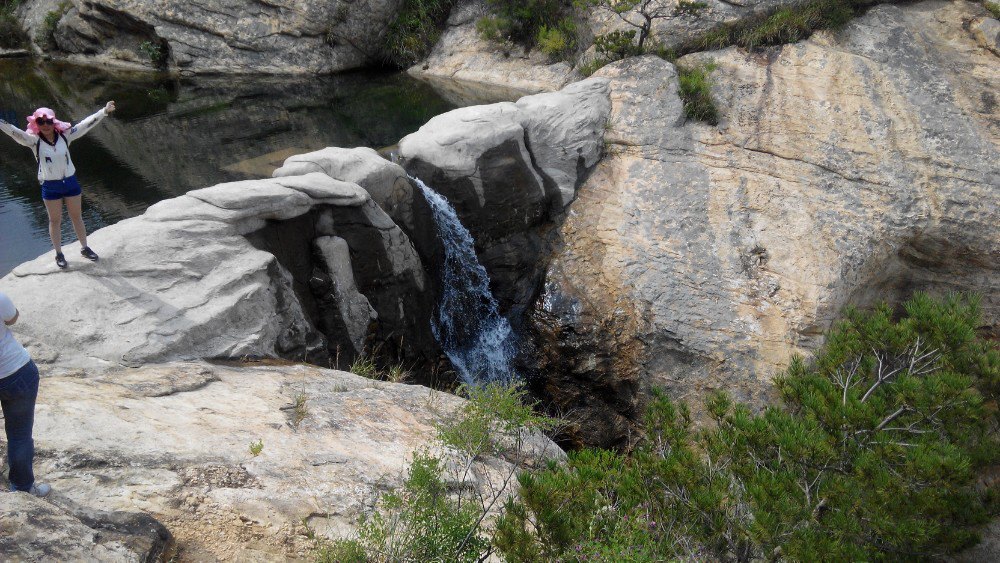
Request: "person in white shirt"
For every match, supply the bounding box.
[0,291,48,497]
[0,101,116,269]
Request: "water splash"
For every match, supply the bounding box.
[411,176,517,385]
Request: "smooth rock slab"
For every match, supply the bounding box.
[10,361,562,560]
[0,172,431,371]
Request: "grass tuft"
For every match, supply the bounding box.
[677,62,719,125]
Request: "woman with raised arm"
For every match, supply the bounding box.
[0,101,116,269]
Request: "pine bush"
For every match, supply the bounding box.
[496,293,1000,561]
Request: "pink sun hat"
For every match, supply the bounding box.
[26,107,71,135]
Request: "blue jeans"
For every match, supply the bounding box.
[0,360,39,491]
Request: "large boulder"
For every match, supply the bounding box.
[534,0,1000,448]
[273,146,444,270]
[396,78,611,314]
[18,0,404,74]
[0,172,436,371]
[0,494,172,562]
[1,361,563,560]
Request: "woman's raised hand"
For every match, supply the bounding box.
[104,101,116,115]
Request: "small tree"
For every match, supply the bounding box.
[580,0,707,53]
[319,383,558,562]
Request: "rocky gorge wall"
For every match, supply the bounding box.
[395,0,1000,448]
[536,0,1000,447]
[2,1,998,557]
[17,0,404,73]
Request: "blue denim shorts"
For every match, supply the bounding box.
[41,175,82,201]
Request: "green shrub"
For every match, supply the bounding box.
[248,439,264,456]
[496,293,1000,561]
[535,17,576,60]
[477,0,567,49]
[383,0,456,68]
[686,0,872,54]
[594,29,639,61]
[677,61,719,125]
[0,0,26,49]
[318,382,557,561]
[138,40,167,67]
[577,29,640,76]
[318,452,490,563]
[576,57,606,77]
[985,1,1000,19]
[475,14,512,44]
[39,1,70,50]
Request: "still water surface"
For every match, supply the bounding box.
[0,59,461,276]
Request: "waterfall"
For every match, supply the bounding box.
[411,176,517,386]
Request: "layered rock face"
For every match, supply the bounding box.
[19,0,402,73]
[1,361,561,560]
[536,1,1000,447]
[1,170,436,370]
[396,78,612,316]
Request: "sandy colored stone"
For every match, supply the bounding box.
[1,361,562,561]
[536,1,1000,446]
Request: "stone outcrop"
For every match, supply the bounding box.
[396,78,611,315]
[0,494,172,562]
[0,361,562,561]
[533,0,1000,448]
[18,0,404,74]
[273,147,445,270]
[1,171,436,371]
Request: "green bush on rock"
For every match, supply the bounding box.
[496,293,999,561]
[677,61,719,125]
[383,0,456,68]
[984,0,1000,19]
[39,0,70,50]
[0,0,27,49]
[318,383,557,562]
[476,0,571,53]
[535,17,577,60]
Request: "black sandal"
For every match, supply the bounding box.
[81,246,99,261]
[55,252,67,269]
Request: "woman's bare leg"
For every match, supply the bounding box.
[64,195,88,248]
[43,198,64,253]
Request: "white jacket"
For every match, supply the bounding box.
[0,108,109,183]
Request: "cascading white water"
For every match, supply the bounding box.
[411,176,517,385]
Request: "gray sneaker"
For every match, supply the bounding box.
[7,482,51,496]
[28,483,51,497]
